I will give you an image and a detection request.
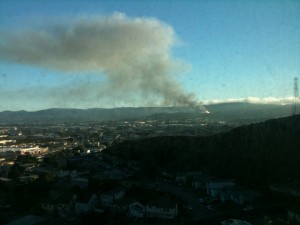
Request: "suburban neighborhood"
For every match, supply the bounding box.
[0,118,298,225]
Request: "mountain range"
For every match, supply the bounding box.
[0,102,292,123]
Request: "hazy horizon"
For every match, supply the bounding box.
[0,99,294,113]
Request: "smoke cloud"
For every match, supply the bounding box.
[0,13,205,110]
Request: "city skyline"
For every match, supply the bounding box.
[0,0,299,111]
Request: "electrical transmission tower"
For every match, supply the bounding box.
[292,77,299,116]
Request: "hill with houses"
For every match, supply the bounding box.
[106,114,300,185]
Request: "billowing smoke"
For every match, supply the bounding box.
[0,13,206,111]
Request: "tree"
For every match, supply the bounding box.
[43,155,58,167]
[38,172,56,183]
[16,154,38,164]
[8,163,25,179]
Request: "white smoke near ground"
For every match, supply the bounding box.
[0,12,206,111]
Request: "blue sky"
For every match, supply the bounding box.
[0,0,299,111]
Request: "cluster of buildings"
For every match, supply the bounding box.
[0,146,48,157]
[0,118,231,163]
[0,120,299,225]
[41,187,178,220]
[206,180,261,206]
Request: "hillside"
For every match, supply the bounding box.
[0,103,292,123]
[0,107,194,123]
[106,114,300,185]
[206,102,290,121]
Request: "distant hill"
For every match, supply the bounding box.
[206,102,291,120]
[107,114,300,185]
[0,107,194,123]
[147,103,291,123]
[0,103,292,123]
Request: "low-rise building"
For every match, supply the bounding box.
[288,207,300,224]
[221,219,252,225]
[129,196,178,220]
[0,146,48,157]
[75,193,98,215]
[230,189,261,205]
[100,187,125,207]
[206,180,235,198]
[146,196,178,219]
[56,194,77,217]
[41,201,57,214]
[129,201,145,218]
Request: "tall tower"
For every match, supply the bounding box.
[292,77,299,116]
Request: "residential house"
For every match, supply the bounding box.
[57,170,70,177]
[101,168,126,180]
[270,182,300,197]
[191,174,211,190]
[129,196,178,220]
[112,197,134,214]
[230,189,261,205]
[71,176,89,188]
[75,193,98,215]
[206,180,235,198]
[146,196,178,219]
[42,192,76,216]
[18,175,39,183]
[175,173,187,185]
[219,187,233,203]
[41,201,57,214]
[100,187,125,207]
[221,219,252,225]
[129,201,145,218]
[288,207,300,224]
[0,177,12,183]
[57,194,77,217]
[218,186,260,205]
